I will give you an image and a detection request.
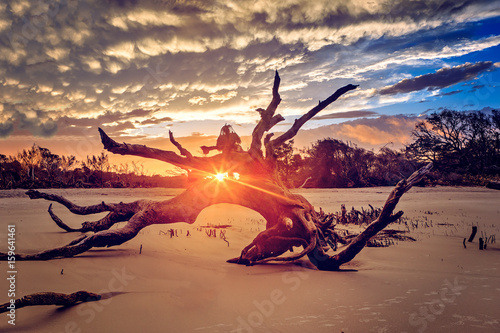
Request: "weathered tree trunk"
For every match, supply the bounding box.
[0,72,432,271]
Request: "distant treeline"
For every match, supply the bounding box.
[277,109,500,188]
[1,109,498,189]
[0,146,187,189]
[276,138,417,188]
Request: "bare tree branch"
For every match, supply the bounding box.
[99,127,221,173]
[269,84,359,149]
[99,127,191,170]
[47,203,79,232]
[169,130,193,158]
[26,190,113,215]
[99,127,272,177]
[48,203,134,233]
[309,163,433,270]
[249,71,284,157]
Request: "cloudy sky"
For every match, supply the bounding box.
[1,0,499,174]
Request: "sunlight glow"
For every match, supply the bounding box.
[190,167,302,206]
[215,172,228,181]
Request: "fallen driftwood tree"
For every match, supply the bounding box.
[1,72,431,272]
[0,72,433,313]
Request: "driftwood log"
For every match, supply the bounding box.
[486,181,500,190]
[0,291,100,313]
[0,72,432,271]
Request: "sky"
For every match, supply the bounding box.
[1,0,500,174]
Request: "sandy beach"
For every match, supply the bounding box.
[1,186,499,332]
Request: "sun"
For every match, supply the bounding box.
[215,172,228,181]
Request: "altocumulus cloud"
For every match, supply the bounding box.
[14,110,59,138]
[379,62,497,95]
[293,114,422,150]
[0,121,14,138]
[0,0,498,154]
[312,110,378,120]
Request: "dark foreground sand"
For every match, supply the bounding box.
[1,186,499,333]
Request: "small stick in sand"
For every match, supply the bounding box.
[468,226,477,242]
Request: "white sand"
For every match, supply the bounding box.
[1,186,499,332]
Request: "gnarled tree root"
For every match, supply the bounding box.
[0,219,144,261]
[307,163,433,270]
[27,190,142,233]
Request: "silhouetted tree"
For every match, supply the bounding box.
[373,147,416,185]
[38,147,63,187]
[299,139,417,188]
[83,152,109,187]
[0,147,186,189]
[274,140,306,187]
[17,144,43,185]
[407,109,500,177]
[0,154,22,188]
[305,139,378,187]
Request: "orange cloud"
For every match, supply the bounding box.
[337,123,412,146]
[294,115,421,150]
